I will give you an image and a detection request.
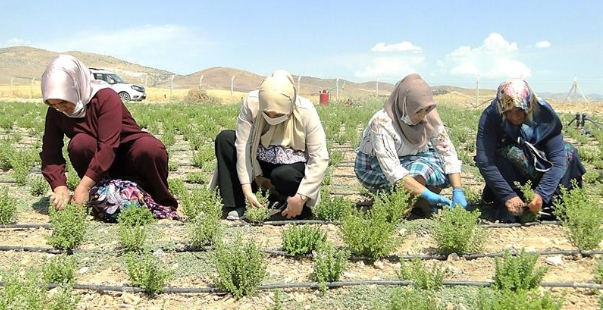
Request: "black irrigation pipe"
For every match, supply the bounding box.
[0,218,569,231]
[2,243,602,262]
[2,280,602,295]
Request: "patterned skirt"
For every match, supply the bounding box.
[354,150,449,192]
[498,142,576,181]
[88,178,179,222]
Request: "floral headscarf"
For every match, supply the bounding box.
[496,79,538,115]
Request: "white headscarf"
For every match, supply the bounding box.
[250,70,305,178]
[41,55,109,118]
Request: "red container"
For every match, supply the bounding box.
[319,90,329,106]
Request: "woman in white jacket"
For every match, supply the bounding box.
[214,70,329,220]
[355,73,467,213]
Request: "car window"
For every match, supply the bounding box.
[109,74,125,84]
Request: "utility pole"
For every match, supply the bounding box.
[297,75,302,94]
[199,75,204,91]
[563,75,589,104]
[376,76,379,98]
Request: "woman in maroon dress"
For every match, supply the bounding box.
[40,55,177,216]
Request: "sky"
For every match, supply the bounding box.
[1,0,602,94]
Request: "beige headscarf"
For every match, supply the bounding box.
[250,70,305,177]
[41,55,109,118]
[384,73,443,149]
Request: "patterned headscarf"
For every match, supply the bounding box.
[496,79,537,115]
[41,55,109,118]
[384,73,443,149]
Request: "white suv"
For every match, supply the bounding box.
[89,68,146,101]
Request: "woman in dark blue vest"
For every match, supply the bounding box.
[475,79,585,221]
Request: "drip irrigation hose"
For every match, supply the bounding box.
[2,243,601,262]
[1,280,601,295]
[0,219,576,231]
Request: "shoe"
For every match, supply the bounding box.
[226,207,246,220]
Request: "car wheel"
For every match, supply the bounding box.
[119,92,131,101]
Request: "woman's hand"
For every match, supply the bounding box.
[451,188,468,208]
[282,194,305,219]
[72,176,95,207]
[242,183,263,208]
[420,188,452,207]
[51,186,70,210]
[72,185,90,207]
[505,196,525,215]
[527,193,543,212]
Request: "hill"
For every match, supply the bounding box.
[0,46,395,97]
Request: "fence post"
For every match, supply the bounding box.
[30,77,36,99]
[336,77,340,102]
[231,75,236,96]
[170,75,175,101]
[475,75,480,107]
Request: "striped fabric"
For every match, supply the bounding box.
[355,150,450,192]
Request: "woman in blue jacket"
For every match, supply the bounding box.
[475,79,585,221]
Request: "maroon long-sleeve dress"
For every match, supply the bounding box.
[40,88,178,209]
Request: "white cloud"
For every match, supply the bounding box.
[371,41,421,52]
[535,41,551,48]
[354,55,425,78]
[442,32,531,79]
[3,37,31,46]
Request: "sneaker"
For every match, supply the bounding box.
[226,207,246,220]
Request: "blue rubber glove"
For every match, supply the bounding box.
[451,188,468,209]
[420,188,452,207]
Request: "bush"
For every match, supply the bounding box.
[184,89,222,104]
[168,178,187,200]
[341,207,398,261]
[29,175,48,196]
[432,206,487,255]
[313,242,349,291]
[281,224,327,256]
[212,235,267,298]
[553,181,603,250]
[515,180,539,223]
[594,261,603,284]
[186,171,206,184]
[125,252,172,296]
[245,190,270,223]
[65,162,79,192]
[181,186,222,220]
[0,269,47,310]
[47,284,80,310]
[0,187,17,224]
[375,288,443,310]
[189,206,223,248]
[397,258,447,290]
[372,187,416,224]
[47,203,87,250]
[43,255,76,284]
[313,192,352,221]
[9,150,35,186]
[493,250,548,292]
[476,288,564,310]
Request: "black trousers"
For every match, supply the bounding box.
[214,130,305,209]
